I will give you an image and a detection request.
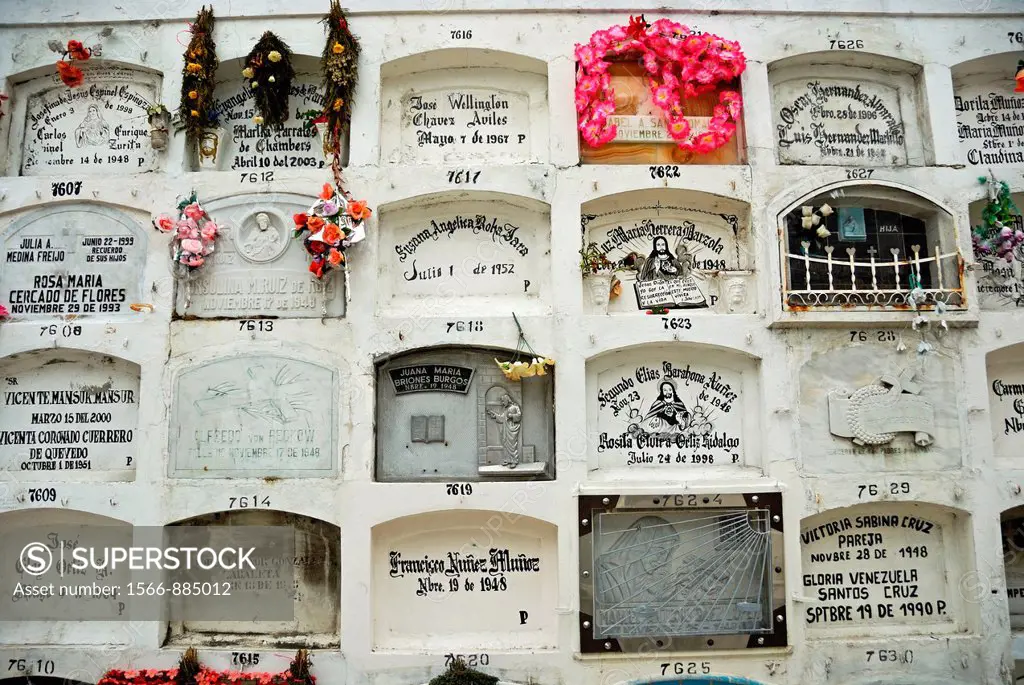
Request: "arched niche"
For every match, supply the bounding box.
[372,509,557,651]
[165,510,340,648]
[777,182,964,312]
[203,55,337,173]
[1,202,149,321]
[173,192,344,319]
[797,342,959,473]
[0,348,139,481]
[377,191,550,316]
[376,346,554,481]
[8,62,162,176]
[952,53,1024,168]
[768,52,925,167]
[800,502,974,639]
[580,189,753,315]
[0,509,132,645]
[585,343,760,474]
[380,48,549,165]
[168,352,339,479]
[970,190,1024,310]
[989,343,1024,464]
[1000,505,1024,631]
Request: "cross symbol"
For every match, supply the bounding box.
[867,247,878,259]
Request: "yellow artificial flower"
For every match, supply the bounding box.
[251,81,259,88]
[332,42,345,54]
[188,90,198,100]
[268,75,276,83]
[268,50,282,62]
[253,115,264,125]
[186,62,203,74]
[332,97,344,111]
[241,67,254,78]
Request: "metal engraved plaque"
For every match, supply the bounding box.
[390,365,475,395]
[170,355,338,478]
[2,204,147,320]
[579,493,785,653]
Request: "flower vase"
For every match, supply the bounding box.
[197,126,225,170]
[150,127,169,151]
[587,272,613,311]
[314,122,328,157]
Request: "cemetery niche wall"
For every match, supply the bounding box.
[0,349,139,481]
[372,509,557,651]
[1001,506,1024,631]
[168,352,339,479]
[205,55,339,172]
[376,347,554,481]
[165,510,340,648]
[769,54,927,167]
[970,190,1024,310]
[2,203,148,320]
[173,193,344,319]
[377,191,550,316]
[798,345,960,473]
[578,492,785,653]
[800,502,972,638]
[581,190,753,315]
[380,49,549,165]
[587,344,759,474]
[952,53,1024,169]
[987,343,1024,466]
[778,183,964,311]
[10,64,162,176]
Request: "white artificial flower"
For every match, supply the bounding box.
[801,216,814,229]
[816,226,830,239]
[818,203,833,216]
[801,206,813,217]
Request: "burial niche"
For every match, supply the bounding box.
[175,193,344,318]
[970,191,1024,310]
[15,64,161,176]
[769,53,925,167]
[373,510,557,651]
[0,349,139,481]
[953,53,1024,169]
[165,510,339,648]
[379,191,550,315]
[376,347,554,481]
[990,343,1024,468]
[2,203,148,320]
[801,503,970,638]
[581,189,752,314]
[380,49,549,165]
[579,492,786,653]
[169,353,338,478]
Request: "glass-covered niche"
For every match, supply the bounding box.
[988,344,1024,465]
[970,191,1024,310]
[581,189,752,314]
[380,49,549,165]
[801,503,972,638]
[376,347,554,482]
[165,510,339,648]
[11,63,161,176]
[578,492,785,653]
[769,53,926,167]
[204,55,336,172]
[2,203,148,321]
[1002,507,1024,631]
[779,184,963,311]
[952,53,1024,169]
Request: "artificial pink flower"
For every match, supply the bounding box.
[154,215,175,232]
[0,304,9,319]
[183,203,204,221]
[201,221,220,240]
[652,85,674,108]
[181,238,203,254]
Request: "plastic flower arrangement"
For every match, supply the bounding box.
[0,304,9,321]
[293,183,371,279]
[972,176,1022,263]
[494,313,555,381]
[153,191,221,273]
[51,39,99,88]
[575,15,745,153]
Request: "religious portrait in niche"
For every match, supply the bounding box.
[75,104,111,148]
[239,212,287,263]
[376,349,554,481]
[633,236,707,309]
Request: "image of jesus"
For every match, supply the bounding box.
[644,380,690,432]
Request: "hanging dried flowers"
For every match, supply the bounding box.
[244,32,295,128]
[293,182,370,280]
[319,1,360,157]
[51,39,99,88]
[180,6,218,141]
[495,313,555,380]
[153,191,222,274]
[575,15,745,153]
[972,175,1022,263]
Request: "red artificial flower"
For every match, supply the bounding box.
[56,60,84,88]
[327,248,344,266]
[627,14,648,39]
[307,240,327,254]
[67,39,90,60]
[322,222,342,244]
[307,215,325,232]
[308,258,325,278]
[319,183,334,200]
[293,212,308,228]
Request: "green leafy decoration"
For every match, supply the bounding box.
[428,660,498,685]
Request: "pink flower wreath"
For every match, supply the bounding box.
[575,15,746,153]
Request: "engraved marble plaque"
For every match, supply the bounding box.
[0,349,139,480]
[2,204,147,320]
[20,65,160,176]
[953,53,1024,169]
[773,78,908,166]
[989,355,1024,462]
[170,355,338,478]
[175,193,344,318]
[971,193,1024,310]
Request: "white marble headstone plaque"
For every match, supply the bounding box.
[0,350,139,480]
[176,193,344,318]
[989,360,1024,461]
[2,204,147,320]
[773,78,908,166]
[20,65,160,176]
[170,355,338,478]
[954,59,1024,169]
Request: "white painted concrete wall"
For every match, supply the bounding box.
[0,1,1023,685]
